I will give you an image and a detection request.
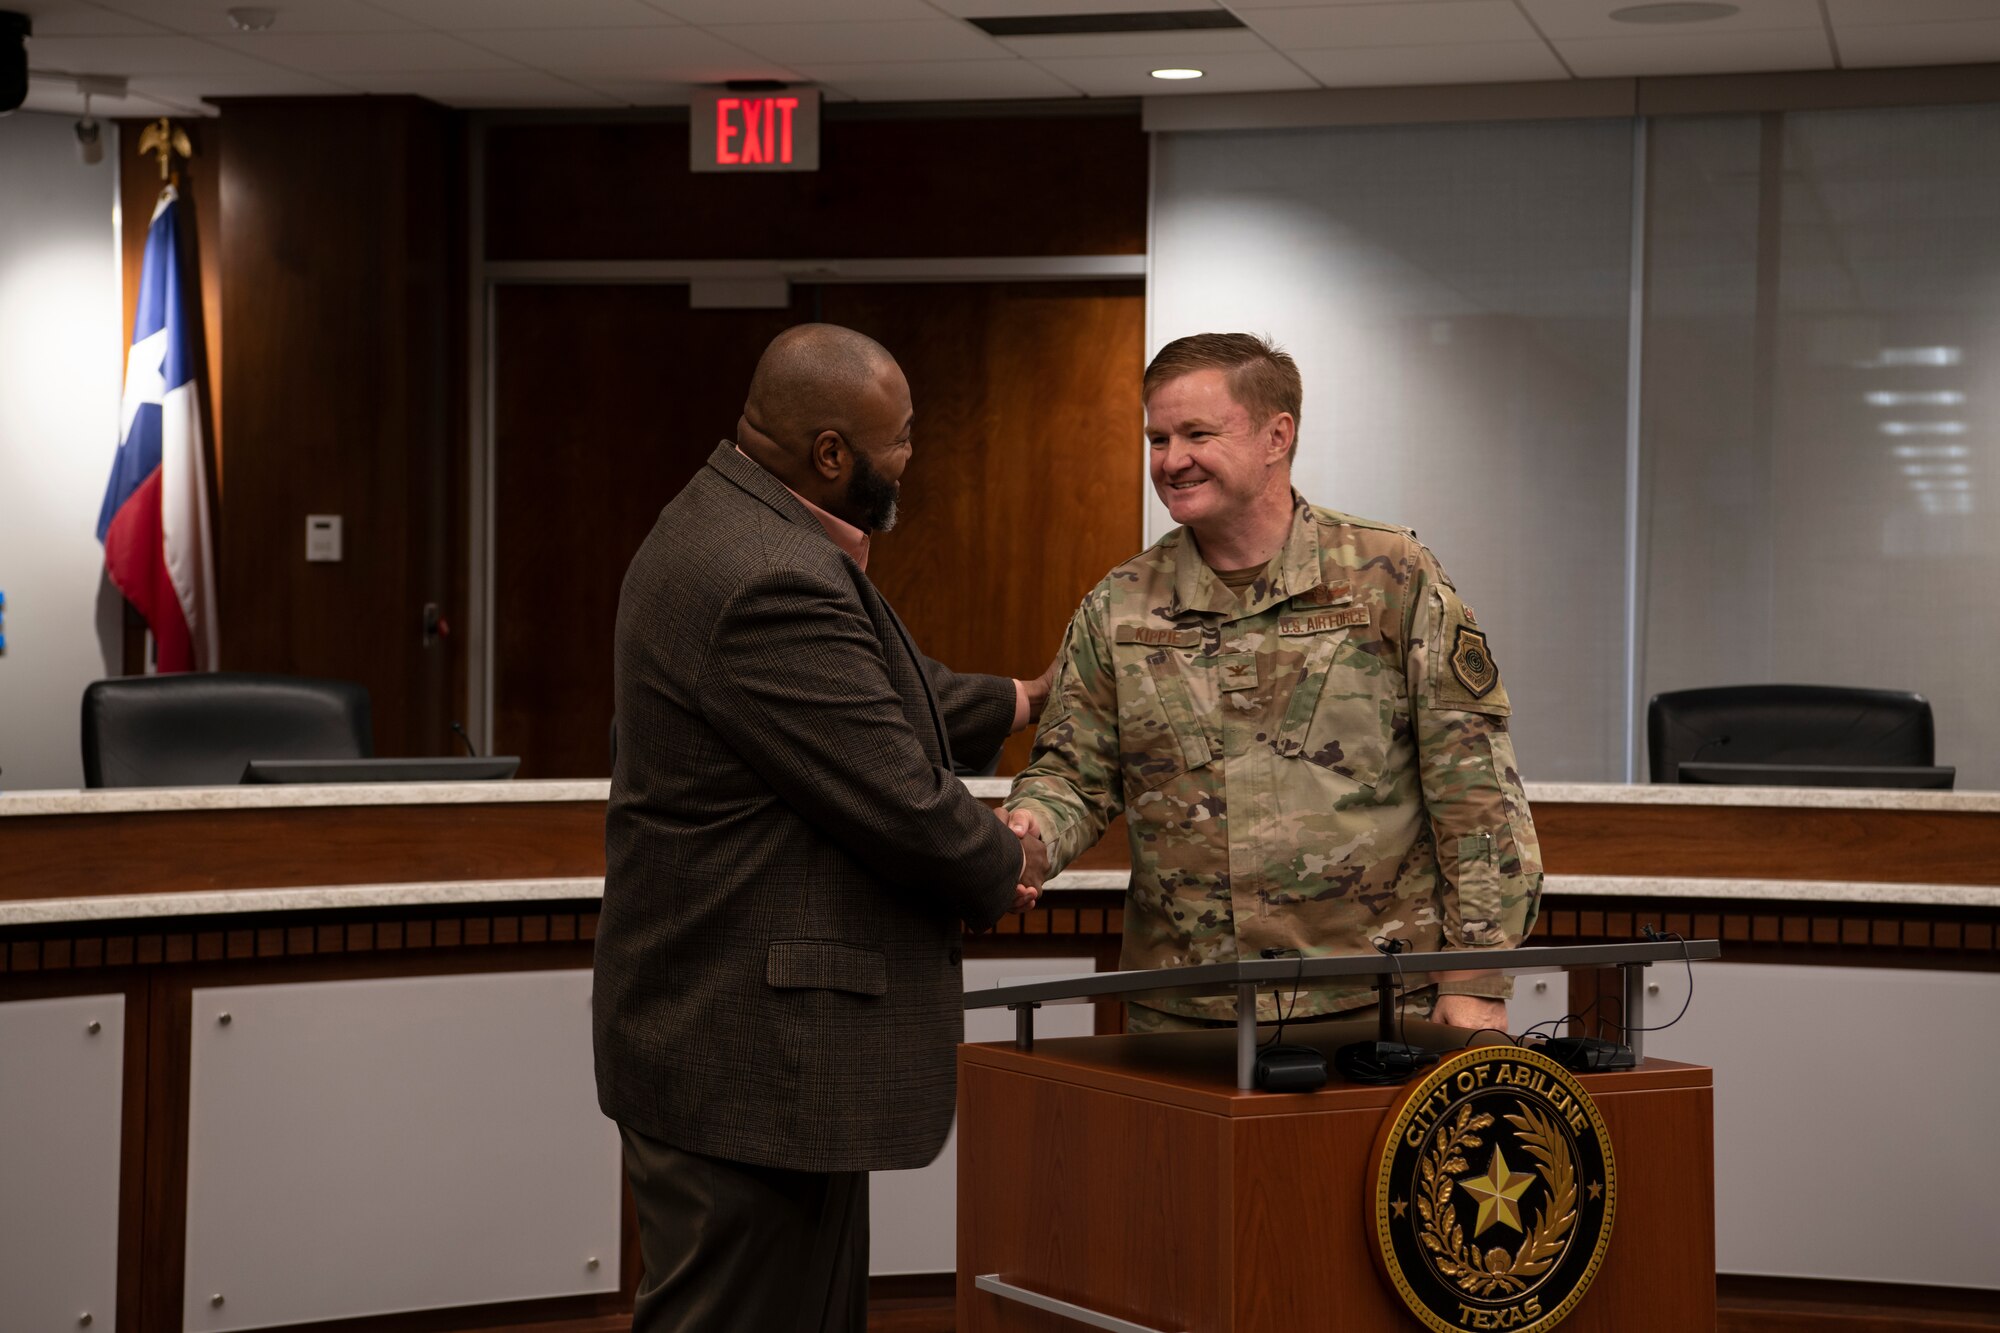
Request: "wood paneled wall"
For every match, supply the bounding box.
[822,281,1144,774]
[212,97,465,758]
[484,108,1147,261]
[490,279,1144,778]
[489,284,814,775]
[117,103,1146,774]
[485,109,1149,777]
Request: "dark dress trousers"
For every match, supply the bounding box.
[595,441,1022,1174]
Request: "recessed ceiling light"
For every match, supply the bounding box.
[1881,421,1967,436]
[1864,345,1963,368]
[1866,390,1966,407]
[1151,68,1204,81]
[227,7,277,31]
[1609,3,1739,23]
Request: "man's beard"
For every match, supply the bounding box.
[849,449,900,533]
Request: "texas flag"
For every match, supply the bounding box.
[96,185,217,672]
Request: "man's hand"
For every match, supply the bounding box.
[1432,994,1507,1032]
[1004,808,1047,913]
[1017,653,1060,730]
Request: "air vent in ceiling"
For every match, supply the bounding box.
[966,10,1246,38]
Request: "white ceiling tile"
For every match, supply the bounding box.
[1031,49,1316,93]
[573,74,704,102]
[798,56,1081,100]
[707,18,1007,64]
[24,33,288,72]
[1554,25,1833,77]
[1519,0,1824,40]
[926,0,1221,14]
[1245,3,1542,51]
[1827,0,2000,23]
[91,1,420,33]
[996,28,1272,57]
[1291,38,1566,84]
[12,2,170,36]
[339,67,621,103]
[365,0,684,28]
[139,67,360,93]
[1839,17,2000,66]
[205,30,525,70]
[460,24,781,73]
[652,0,939,21]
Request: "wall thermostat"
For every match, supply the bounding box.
[305,515,342,563]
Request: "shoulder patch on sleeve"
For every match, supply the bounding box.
[1449,625,1498,698]
[1427,586,1511,716]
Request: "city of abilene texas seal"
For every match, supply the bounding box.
[1368,1045,1616,1332]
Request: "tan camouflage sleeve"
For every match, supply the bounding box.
[1406,544,1544,995]
[1004,591,1125,874]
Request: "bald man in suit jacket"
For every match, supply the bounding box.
[594,324,1052,1333]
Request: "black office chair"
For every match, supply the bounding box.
[81,673,373,788]
[1646,684,1936,784]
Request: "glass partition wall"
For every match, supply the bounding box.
[1151,102,2000,788]
[1641,106,2000,789]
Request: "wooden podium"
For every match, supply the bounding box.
[956,948,1717,1333]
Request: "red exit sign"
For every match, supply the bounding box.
[691,88,821,173]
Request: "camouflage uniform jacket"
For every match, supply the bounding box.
[1007,496,1542,1021]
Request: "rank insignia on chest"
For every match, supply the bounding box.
[1212,652,1257,692]
[1450,626,1500,699]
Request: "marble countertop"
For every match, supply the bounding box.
[1544,874,1999,907]
[0,868,1136,927]
[7,777,1999,816]
[0,779,612,817]
[2,869,1990,928]
[1521,782,2000,812]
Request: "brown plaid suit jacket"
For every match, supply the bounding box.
[594,442,1021,1173]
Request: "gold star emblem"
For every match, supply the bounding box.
[1460,1146,1535,1237]
[1391,1198,1408,1220]
[1588,1180,1603,1202]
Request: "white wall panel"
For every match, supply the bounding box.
[1646,960,2000,1287]
[1507,970,1575,1040]
[1641,106,2000,790]
[870,956,1099,1276]
[0,994,125,1333]
[182,970,619,1331]
[1150,120,1636,783]
[0,113,124,792]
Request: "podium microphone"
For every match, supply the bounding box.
[1334,937,1438,1085]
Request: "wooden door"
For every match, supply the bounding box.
[820,281,1144,774]
[489,281,1143,778]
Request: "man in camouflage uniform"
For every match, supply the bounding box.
[1005,333,1541,1031]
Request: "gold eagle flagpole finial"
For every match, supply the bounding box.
[137,117,194,189]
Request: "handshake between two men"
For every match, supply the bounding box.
[993,653,1058,916]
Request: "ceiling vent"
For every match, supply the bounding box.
[965,10,1246,38]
